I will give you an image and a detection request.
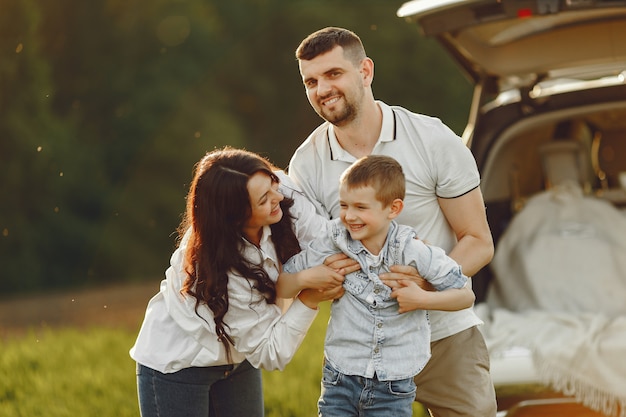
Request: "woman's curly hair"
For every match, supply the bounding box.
[178,147,300,362]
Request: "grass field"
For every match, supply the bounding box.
[0,292,428,417]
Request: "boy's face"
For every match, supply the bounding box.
[339,183,394,252]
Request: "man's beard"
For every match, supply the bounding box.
[318,100,357,127]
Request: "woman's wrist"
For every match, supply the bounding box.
[297,290,319,310]
[296,269,312,290]
[277,271,304,299]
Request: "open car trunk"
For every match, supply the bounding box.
[397,1,626,415]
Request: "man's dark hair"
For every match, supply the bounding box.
[296,27,366,65]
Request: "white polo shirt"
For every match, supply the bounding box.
[288,100,483,341]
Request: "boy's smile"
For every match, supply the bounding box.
[339,183,395,255]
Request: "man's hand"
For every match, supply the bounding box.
[390,279,475,313]
[389,280,430,313]
[380,265,435,292]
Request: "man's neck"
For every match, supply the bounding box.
[334,100,382,159]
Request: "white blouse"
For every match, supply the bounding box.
[129,173,328,373]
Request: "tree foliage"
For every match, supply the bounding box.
[0,0,472,295]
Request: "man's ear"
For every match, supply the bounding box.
[388,198,404,219]
[360,57,374,87]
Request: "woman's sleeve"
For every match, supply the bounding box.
[225,274,318,370]
[276,170,329,247]
[162,245,222,354]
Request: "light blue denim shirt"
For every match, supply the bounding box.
[283,219,468,381]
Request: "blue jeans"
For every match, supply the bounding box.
[136,361,263,417]
[318,360,416,417]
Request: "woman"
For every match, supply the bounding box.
[130,147,345,417]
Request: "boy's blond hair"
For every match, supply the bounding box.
[340,155,405,206]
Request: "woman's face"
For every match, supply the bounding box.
[242,172,284,243]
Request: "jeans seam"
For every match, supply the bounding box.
[150,368,161,417]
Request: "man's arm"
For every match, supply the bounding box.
[381,187,493,288]
[391,281,475,314]
[437,187,494,277]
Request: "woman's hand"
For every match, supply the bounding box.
[277,253,357,299]
[298,265,345,291]
[277,264,344,299]
[323,253,360,275]
[298,285,345,310]
[287,253,358,293]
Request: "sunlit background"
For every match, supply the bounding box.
[1,2,471,416]
[1,0,471,297]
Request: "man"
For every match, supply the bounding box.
[289,27,496,417]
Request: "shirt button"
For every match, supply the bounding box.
[374,347,380,354]
[374,288,380,294]
[377,322,383,328]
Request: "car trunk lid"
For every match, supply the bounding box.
[397,0,626,92]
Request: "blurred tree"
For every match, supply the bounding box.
[0,0,103,293]
[0,0,471,295]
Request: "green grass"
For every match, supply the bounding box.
[0,327,138,417]
[0,303,427,416]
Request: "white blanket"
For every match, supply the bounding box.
[477,306,626,417]
[483,183,626,416]
[488,183,626,316]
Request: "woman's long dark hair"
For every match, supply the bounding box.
[178,147,301,362]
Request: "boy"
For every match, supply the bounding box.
[283,155,475,417]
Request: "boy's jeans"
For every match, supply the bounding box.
[136,360,263,417]
[318,360,416,417]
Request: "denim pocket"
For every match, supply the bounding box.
[136,362,152,377]
[343,271,369,295]
[387,377,416,398]
[321,361,342,386]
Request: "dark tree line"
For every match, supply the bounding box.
[0,0,472,296]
